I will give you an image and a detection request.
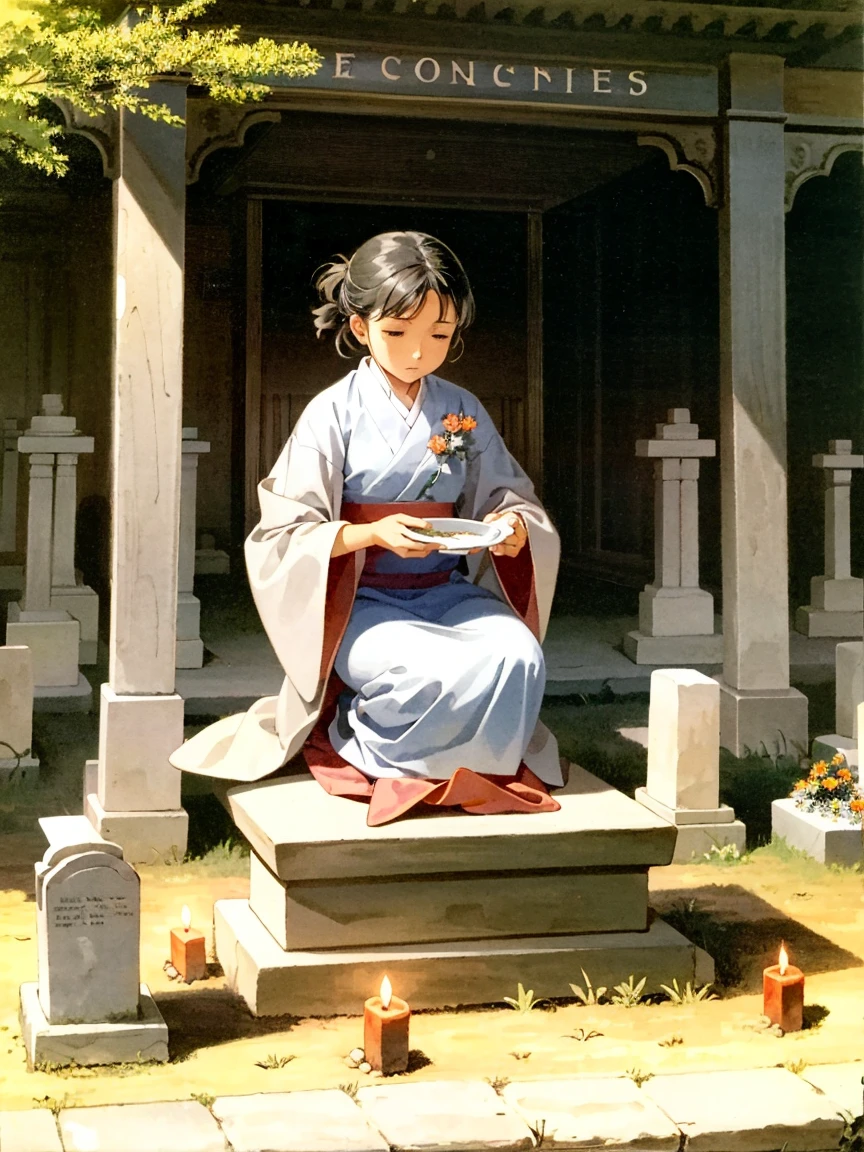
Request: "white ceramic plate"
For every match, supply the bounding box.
[402,517,514,555]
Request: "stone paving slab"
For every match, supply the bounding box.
[58,1100,226,1152]
[641,1067,845,1151]
[501,1077,681,1150]
[212,1089,390,1152]
[356,1080,534,1151]
[0,1108,63,1152]
[804,1062,864,1117]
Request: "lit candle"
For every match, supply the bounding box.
[170,905,207,984]
[363,975,410,1074]
[763,942,804,1032]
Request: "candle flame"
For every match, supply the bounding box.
[380,975,393,1010]
[182,905,192,932]
[779,942,788,976]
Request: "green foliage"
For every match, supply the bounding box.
[569,969,607,1006]
[839,1078,864,1152]
[528,1118,552,1147]
[719,745,805,848]
[659,978,718,1005]
[658,1033,684,1047]
[565,1027,603,1042]
[784,1059,808,1075]
[0,0,321,173]
[700,842,746,865]
[610,975,647,1008]
[485,1075,510,1093]
[501,982,550,1014]
[254,1052,297,1069]
[32,1094,72,1116]
[191,1091,215,1109]
[339,1081,359,1100]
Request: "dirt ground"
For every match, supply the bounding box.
[1,830,862,1112]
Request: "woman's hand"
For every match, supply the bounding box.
[483,510,528,558]
[371,513,442,558]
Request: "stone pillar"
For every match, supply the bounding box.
[176,428,210,669]
[0,646,39,783]
[5,398,92,698]
[624,409,722,665]
[0,417,24,591]
[812,641,863,774]
[714,54,808,757]
[84,84,188,863]
[795,440,863,637]
[635,668,746,862]
[42,400,101,667]
[195,533,230,576]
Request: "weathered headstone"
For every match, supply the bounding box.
[0,645,39,784]
[195,531,230,576]
[636,668,746,862]
[795,440,863,637]
[624,409,722,665]
[0,416,24,591]
[811,641,863,775]
[19,817,168,1067]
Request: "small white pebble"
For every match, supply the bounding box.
[349,1047,365,1062]
[359,1061,372,1074]
[771,1024,785,1038]
[343,1056,359,1069]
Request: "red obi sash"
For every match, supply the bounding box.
[342,501,456,590]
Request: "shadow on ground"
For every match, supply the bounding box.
[653,882,864,993]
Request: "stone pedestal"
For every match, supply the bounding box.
[213,764,712,1016]
[176,429,209,669]
[6,604,80,688]
[635,669,746,862]
[0,645,39,784]
[85,685,188,864]
[771,799,863,867]
[625,411,722,665]
[19,816,168,1068]
[795,441,863,638]
[717,56,809,754]
[716,678,809,760]
[812,641,863,774]
[195,532,230,576]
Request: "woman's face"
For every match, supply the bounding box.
[349,292,457,387]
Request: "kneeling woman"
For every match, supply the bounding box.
[174,231,562,825]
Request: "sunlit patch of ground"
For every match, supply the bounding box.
[1,837,862,1112]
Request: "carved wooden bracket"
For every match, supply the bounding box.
[186,102,281,184]
[637,127,719,208]
[54,99,119,180]
[785,132,863,212]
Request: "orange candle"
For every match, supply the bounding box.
[170,905,207,984]
[763,942,804,1032]
[364,975,410,1074]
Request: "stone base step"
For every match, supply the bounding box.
[215,898,714,1017]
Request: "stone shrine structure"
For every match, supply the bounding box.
[795,440,863,638]
[0,645,39,784]
[195,532,230,576]
[636,668,746,862]
[812,641,863,774]
[177,428,211,669]
[5,396,92,706]
[0,417,23,592]
[212,762,713,1017]
[624,409,722,666]
[20,815,168,1068]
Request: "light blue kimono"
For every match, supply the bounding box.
[285,358,560,786]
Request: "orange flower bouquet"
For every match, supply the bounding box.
[790,753,864,825]
[418,411,479,499]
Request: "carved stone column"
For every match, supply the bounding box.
[714,54,808,757]
[176,428,210,669]
[624,408,722,664]
[795,440,863,638]
[84,85,188,863]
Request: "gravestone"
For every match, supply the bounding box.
[636,668,746,862]
[0,645,39,784]
[811,641,863,775]
[19,817,168,1067]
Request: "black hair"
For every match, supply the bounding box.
[312,231,475,357]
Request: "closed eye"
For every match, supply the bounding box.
[432,334,450,340]
[383,329,405,337]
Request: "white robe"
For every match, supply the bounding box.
[170,359,561,785]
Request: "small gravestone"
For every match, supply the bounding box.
[0,645,39,784]
[19,816,168,1068]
